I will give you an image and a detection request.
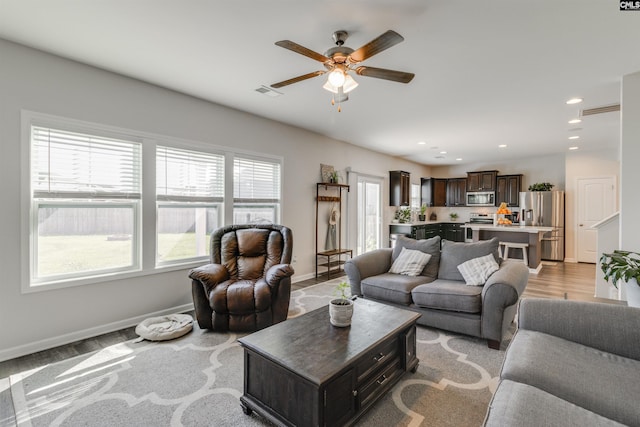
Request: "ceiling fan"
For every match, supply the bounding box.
[271,30,414,109]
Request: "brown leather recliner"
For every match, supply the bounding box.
[188,224,294,332]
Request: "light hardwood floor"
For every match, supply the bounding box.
[0,262,618,378]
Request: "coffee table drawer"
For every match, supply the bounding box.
[355,337,399,383]
[358,357,402,410]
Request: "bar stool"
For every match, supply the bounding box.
[499,241,529,266]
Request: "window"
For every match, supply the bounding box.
[30,125,141,284]
[233,156,281,224]
[411,183,421,210]
[156,146,224,264]
[24,112,286,290]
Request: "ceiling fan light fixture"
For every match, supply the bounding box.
[328,68,346,87]
[342,74,358,93]
[323,80,339,93]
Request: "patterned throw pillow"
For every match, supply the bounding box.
[389,247,432,277]
[457,254,500,286]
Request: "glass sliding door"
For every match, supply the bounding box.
[356,176,382,255]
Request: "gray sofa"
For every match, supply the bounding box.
[345,235,529,349]
[484,298,640,426]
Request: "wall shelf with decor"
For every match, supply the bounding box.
[316,182,352,279]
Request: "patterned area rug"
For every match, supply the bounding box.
[3,278,510,426]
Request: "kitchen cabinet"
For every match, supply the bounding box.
[496,174,522,207]
[446,178,467,207]
[421,178,447,207]
[390,171,411,206]
[466,170,498,192]
[441,223,465,242]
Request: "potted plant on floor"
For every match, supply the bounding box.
[329,281,354,327]
[418,204,427,221]
[600,250,640,307]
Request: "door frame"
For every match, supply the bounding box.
[574,175,617,263]
[346,170,384,256]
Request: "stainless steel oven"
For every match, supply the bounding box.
[466,191,496,207]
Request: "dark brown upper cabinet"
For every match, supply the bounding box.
[466,170,498,192]
[496,174,522,207]
[421,178,447,207]
[389,170,411,206]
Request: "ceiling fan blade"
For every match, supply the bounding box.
[275,40,331,63]
[355,66,415,83]
[348,30,405,63]
[271,71,326,88]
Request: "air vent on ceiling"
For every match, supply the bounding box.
[580,104,620,116]
[255,85,283,97]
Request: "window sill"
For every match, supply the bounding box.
[22,260,205,294]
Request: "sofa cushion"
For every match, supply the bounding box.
[501,329,640,426]
[484,379,625,427]
[392,235,441,279]
[411,280,482,313]
[457,254,499,286]
[362,273,433,305]
[389,247,432,276]
[438,238,500,281]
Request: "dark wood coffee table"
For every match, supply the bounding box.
[238,298,420,427]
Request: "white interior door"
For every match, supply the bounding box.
[577,177,616,263]
[356,176,382,255]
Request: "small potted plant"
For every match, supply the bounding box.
[329,170,340,183]
[528,182,554,191]
[449,212,459,221]
[418,204,427,221]
[600,250,640,307]
[395,208,411,224]
[329,281,354,327]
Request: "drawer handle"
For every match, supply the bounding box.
[373,353,386,363]
[376,374,389,386]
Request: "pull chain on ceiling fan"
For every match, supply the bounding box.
[271,30,415,111]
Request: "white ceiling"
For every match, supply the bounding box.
[1,1,638,166]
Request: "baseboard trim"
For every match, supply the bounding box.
[293,272,317,282]
[0,303,194,363]
[564,258,577,263]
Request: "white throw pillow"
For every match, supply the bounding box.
[389,247,432,277]
[457,254,500,286]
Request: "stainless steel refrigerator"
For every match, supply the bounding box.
[519,191,565,261]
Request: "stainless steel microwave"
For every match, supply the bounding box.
[466,191,496,206]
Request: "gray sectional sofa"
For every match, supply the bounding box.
[345,235,529,349]
[484,298,640,426]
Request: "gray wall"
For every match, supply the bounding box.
[0,39,430,359]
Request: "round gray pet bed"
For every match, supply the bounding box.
[135,313,193,341]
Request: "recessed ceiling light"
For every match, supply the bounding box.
[456,158,463,161]
[566,98,583,105]
[417,141,426,145]
[569,136,580,140]
[498,144,507,148]
[569,146,579,150]
[440,151,447,154]
[568,118,582,124]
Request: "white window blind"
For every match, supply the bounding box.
[156,146,224,202]
[31,126,141,199]
[233,157,281,203]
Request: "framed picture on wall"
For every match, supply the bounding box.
[320,164,334,183]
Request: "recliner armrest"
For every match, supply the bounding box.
[266,263,295,288]
[189,263,230,291]
[345,248,393,296]
[518,298,640,360]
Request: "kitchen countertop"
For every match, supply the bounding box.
[465,224,554,233]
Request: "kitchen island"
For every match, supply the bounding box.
[464,224,554,273]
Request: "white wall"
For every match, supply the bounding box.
[0,39,430,359]
[621,71,640,251]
